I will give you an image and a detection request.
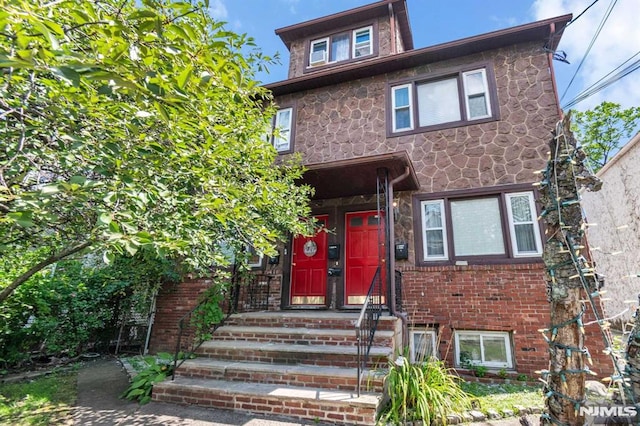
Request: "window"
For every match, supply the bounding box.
[353,27,372,57]
[410,329,437,363]
[273,107,293,153]
[505,192,543,257]
[389,66,495,134]
[421,200,447,260]
[246,246,264,268]
[455,331,513,369]
[391,84,413,132]
[308,26,373,67]
[415,188,542,263]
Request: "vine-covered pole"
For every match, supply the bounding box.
[627,296,640,403]
[538,114,602,425]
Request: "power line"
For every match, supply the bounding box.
[565,49,640,105]
[562,55,640,109]
[559,0,619,103]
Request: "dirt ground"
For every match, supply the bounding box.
[72,357,538,425]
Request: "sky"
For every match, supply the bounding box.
[208,0,640,114]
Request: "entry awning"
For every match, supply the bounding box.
[299,151,420,200]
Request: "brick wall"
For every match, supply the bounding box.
[398,262,611,377]
[148,278,212,354]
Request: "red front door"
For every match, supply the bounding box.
[345,211,385,305]
[290,215,328,305]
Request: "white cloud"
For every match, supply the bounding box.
[281,0,299,14]
[533,0,640,111]
[209,0,228,20]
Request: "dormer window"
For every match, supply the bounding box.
[308,26,373,68]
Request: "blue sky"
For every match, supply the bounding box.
[210,0,640,113]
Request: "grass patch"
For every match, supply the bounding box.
[0,371,77,425]
[461,382,544,415]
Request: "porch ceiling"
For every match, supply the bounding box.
[299,151,420,200]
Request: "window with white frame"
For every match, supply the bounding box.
[245,245,264,268]
[505,192,543,257]
[415,188,542,263]
[455,331,513,369]
[308,26,373,67]
[391,84,413,132]
[389,67,495,133]
[273,107,293,152]
[410,329,437,363]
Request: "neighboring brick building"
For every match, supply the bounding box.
[151,0,611,381]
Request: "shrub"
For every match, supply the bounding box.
[378,355,471,425]
[121,353,174,404]
[0,251,179,368]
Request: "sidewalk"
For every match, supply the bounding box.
[71,357,538,425]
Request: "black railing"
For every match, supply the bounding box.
[355,266,384,396]
[171,272,273,379]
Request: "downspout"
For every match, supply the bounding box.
[388,2,396,54]
[388,166,410,346]
[547,22,564,119]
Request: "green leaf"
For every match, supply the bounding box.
[51,66,81,87]
[69,175,87,185]
[176,66,192,89]
[7,211,34,228]
[98,213,112,225]
[103,251,115,264]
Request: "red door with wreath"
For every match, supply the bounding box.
[290,215,328,305]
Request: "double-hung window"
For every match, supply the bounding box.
[415,187,542,264]
[273,107,293,153]
[390,66,495,134]
[455,331,513,369]
[308,26,373,67]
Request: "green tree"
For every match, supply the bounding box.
[0,0,314,303]
[571,101,640,172]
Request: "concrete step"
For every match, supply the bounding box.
[153,377,379,425]
[213,325,395,347]
[174,358,387,392]
[195,340,392,368]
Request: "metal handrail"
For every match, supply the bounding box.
[355,266,383,396]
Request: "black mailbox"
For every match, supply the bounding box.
[328,244,340,260]
[268,253,280,265]
[395,243,409,260]
[328,267,342,277]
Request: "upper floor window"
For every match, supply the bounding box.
[413,186,543,265]
[308,26,373,67]
[273,107,293,153]
[390,65,496,134]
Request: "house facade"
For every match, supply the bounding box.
[150,0,611,382]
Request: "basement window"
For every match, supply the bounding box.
[454,331,513,369]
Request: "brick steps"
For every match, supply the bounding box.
[154,311,399,425]
[214,325,395,347]
[153,377,378,425]
[196,339,391,368]
[174,358,387,392]
[224,311,399,332]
